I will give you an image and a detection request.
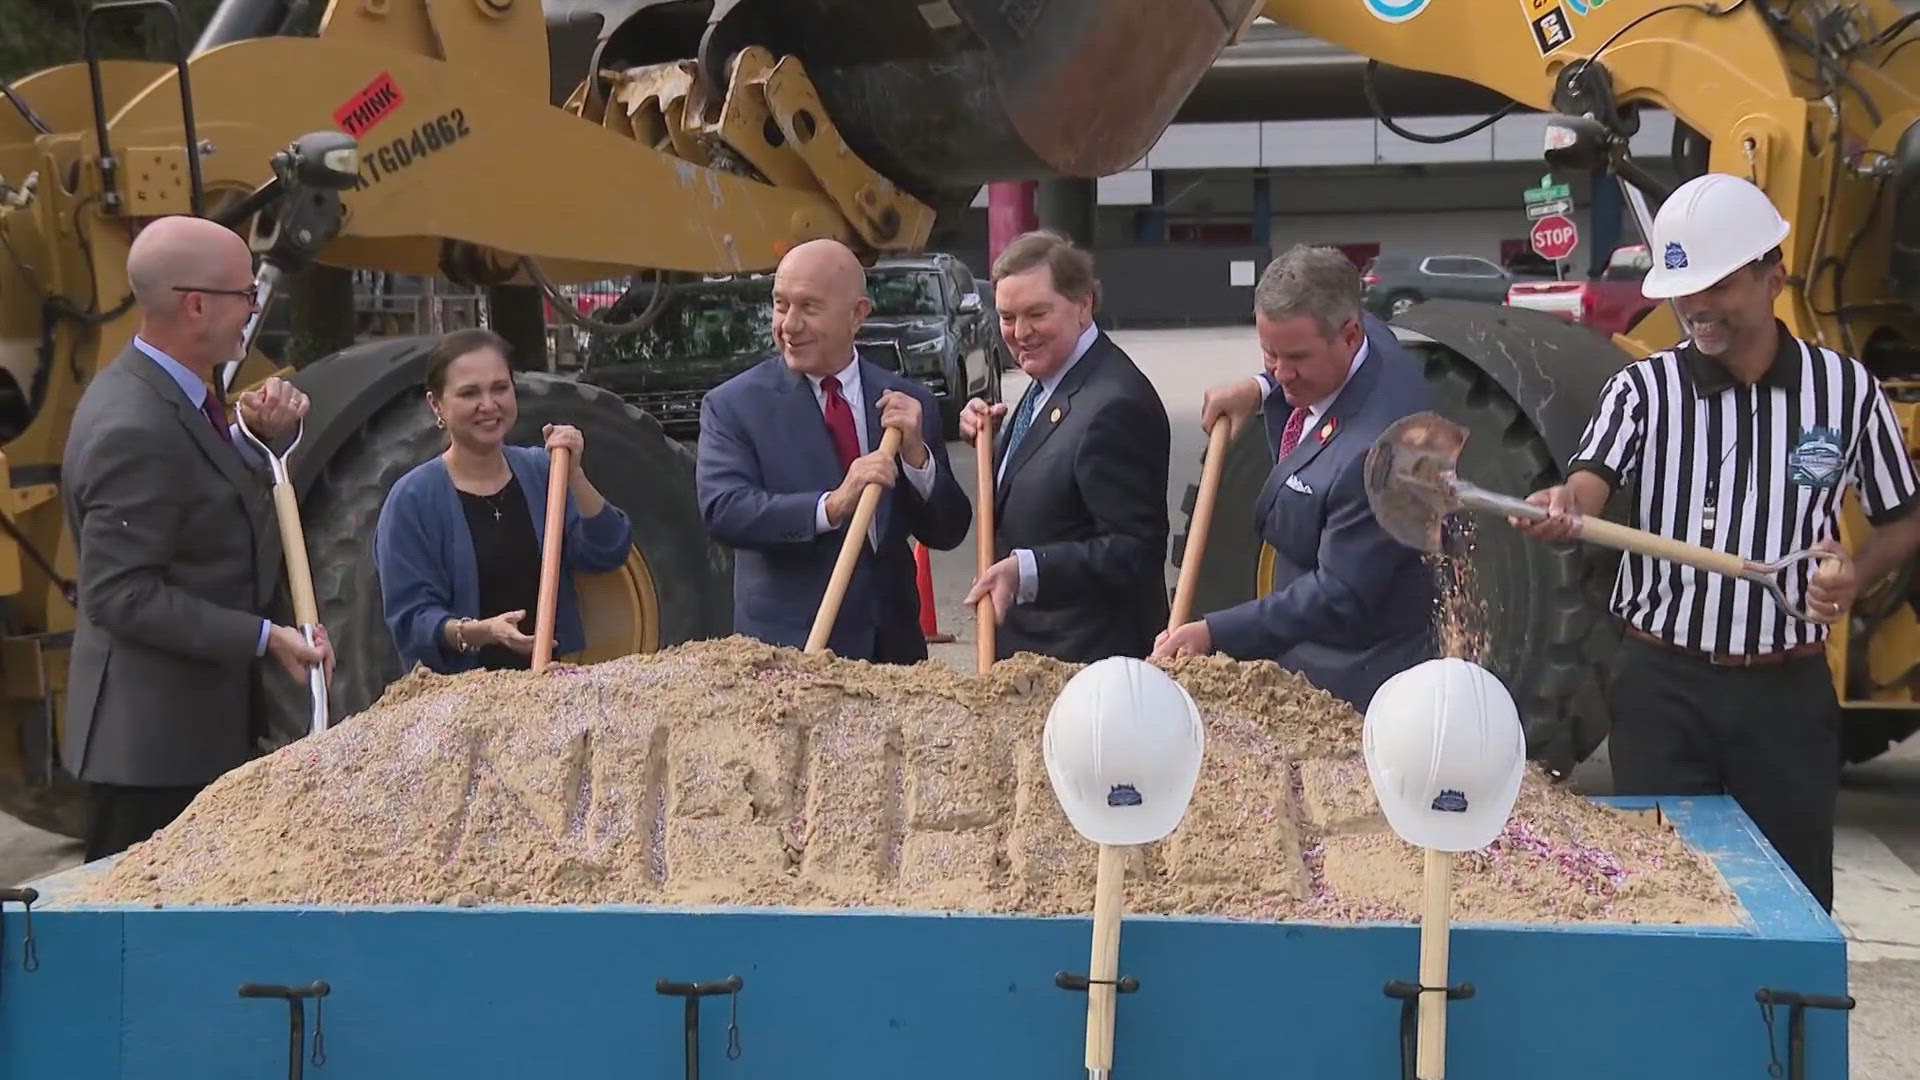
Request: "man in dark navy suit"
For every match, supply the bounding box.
[696,238,972,662]
[1152,245,1436,711]
[960,231,1171,662]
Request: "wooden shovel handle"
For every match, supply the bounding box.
[269,480,318,629]
[1416,848,1453,1080]
[807,427,903,653]
[532,444,570,673]
[1168,419,1231,632]
[974,412,997,674]
[1574,515,1748,578]
[1462,485,1748,579]
[1086,843,1127,1072]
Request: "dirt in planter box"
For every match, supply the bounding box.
[81,638,1739,926]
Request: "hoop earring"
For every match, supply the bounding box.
[434,414,445,429]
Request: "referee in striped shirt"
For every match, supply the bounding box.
[1517,174,1920,912]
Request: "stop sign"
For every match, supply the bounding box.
[1531,213,1579,261]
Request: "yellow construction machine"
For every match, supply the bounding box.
[1172,0,1920,777]
[0,0,1916,839]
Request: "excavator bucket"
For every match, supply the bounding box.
[551,0,1260,194]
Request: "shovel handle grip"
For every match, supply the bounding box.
[807,427,902,653]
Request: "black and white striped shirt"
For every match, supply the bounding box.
[1569,322,1920,654]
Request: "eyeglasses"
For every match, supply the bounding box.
[173,284,259,305]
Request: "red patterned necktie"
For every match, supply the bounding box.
[201,392,233,447]
[820,373,860,472]
[1277,406,1308,460]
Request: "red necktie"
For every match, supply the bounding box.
[1277,406,1308,460]
[201,392,233,447]
[820,373,860,472]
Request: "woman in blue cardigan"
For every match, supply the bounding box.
[375,328,633,673]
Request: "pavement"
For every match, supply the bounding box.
[2,326,1915,1073]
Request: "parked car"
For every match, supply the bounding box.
[862,253,1006,439]
[1505,244,1657,337]
[1361,253,1544,319]
[581,253,1001,441]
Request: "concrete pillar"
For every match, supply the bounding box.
[1036,177,1097,247]
[1252,170,1272,249]
[1136,170,1167,243]
[987,181,1038,267]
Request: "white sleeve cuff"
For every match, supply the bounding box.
[1254,373,1275,399]
[902,451,937,499]
[1015,548,1038,604]
[815,492,832,535]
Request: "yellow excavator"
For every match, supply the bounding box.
[0,0,1914,837]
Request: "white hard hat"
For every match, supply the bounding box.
[1042,656,1205,846]
[1639,172,1790,299]
[1362,657,1525,852]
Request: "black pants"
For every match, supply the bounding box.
[1607,635,1839,911]
[84,783,203,863]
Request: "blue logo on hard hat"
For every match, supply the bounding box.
[1431,789,1469,813]
[1108,784,1142,807]
[1664,242,1689,269]
[1363,0,1431,22]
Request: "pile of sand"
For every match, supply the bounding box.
[81,638,1738,925]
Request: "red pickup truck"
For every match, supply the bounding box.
[1506,244,1659,337]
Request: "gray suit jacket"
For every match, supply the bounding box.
[61,345,281,787]
[1205,315,1437,712]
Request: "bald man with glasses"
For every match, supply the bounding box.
[61,214,335,860]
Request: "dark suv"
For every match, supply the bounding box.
[582,254,1000,441]
[860,253,1005,439]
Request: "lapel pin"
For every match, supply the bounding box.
[1050,407,1062,423]
[1319,417,1338,442]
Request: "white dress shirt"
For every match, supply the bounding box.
[1002,321,1100,604]
[808,355,937,548]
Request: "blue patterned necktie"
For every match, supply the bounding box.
[1004,382,1042,459]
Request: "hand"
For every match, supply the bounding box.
[266,622,334,686]
[962,555,1020,624]
[825,450,897,527]
[1804,539,1855,624]
[1511,485,1579,543]
[959,398,1009,447]
[1151,619,1213,660]
[235,377,309,442]
[877,389,928,467]
[1200,377,1263,441]
[543,424,585,475]
[474,609,536,654]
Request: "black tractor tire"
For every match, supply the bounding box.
[1169,343,1620,779]
[259,364,732,748]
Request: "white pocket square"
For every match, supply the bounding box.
[1284,474,1313,494]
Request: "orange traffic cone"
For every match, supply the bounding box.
[915,540,954,644]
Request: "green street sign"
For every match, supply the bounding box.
[1524,172,1571,204]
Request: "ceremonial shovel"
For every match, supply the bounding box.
[1363,411,1844,623]
[235,414,327,735]
[531,444,571,673]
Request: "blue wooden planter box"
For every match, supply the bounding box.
[0,795,1848,1078]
